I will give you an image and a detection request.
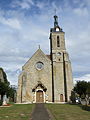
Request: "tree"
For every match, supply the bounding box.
[70,90,76,103]
[74,81,90,105]
[0,81,9,100]
[86,82,90,97]
[0,81,16,102]
[0,68,16,102]
[7,87,16,102]
[74,81,88,98]
[0,68,9,83]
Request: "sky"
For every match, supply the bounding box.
[0,0,90,85]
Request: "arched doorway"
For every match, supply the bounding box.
[32,81,47,103]
[36,90,44,103]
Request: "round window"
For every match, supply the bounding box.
[36,62,44,70]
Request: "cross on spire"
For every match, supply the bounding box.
[54,14,58,27]
[39,45,40,49]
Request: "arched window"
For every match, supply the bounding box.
[57,36,60,47]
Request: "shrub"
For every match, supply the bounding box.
[82,105,90,111]
[0,100,2,106]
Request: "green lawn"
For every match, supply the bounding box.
[46,104,90,120]
[0,103,34,120]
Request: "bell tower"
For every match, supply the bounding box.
[50,15,73,102]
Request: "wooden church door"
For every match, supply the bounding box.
[36,90,44,102]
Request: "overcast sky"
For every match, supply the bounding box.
[0,0,90,85]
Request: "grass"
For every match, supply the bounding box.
[46,104,90,120]
[0,103,34,120]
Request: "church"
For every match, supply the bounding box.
[17,15,73,103]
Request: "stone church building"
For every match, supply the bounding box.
[17,15,73,103]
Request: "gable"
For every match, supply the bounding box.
[22,48,51,70]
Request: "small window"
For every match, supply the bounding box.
[58,59,60,61]
[57,36,60,47]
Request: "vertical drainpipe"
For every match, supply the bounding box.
[50,33,54,102]
[63,52,67,102]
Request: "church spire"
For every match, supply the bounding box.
[50,12,63,33]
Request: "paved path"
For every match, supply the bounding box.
[31,103,50,120]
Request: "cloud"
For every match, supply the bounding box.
[85,0,90,7]
[74,74,90,84]
[0,16,21,29]
[36,1,46,9]
[0,0,90,86]
[11,0,34,10]
[73,0,81,4]
[73,7,88,16]
[6,68,22,85]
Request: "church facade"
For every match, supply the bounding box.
[17,15,73,103]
